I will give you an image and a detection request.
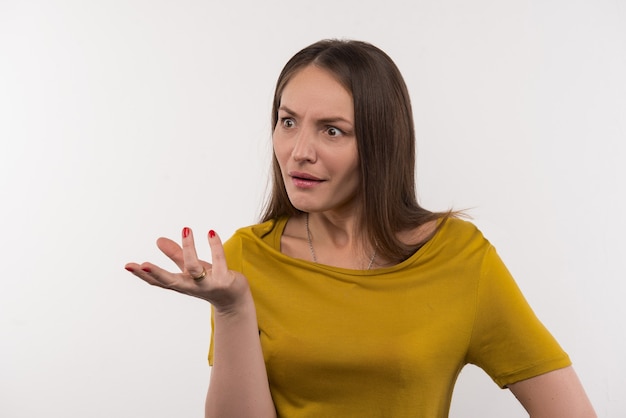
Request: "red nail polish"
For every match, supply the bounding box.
[209,230,216,238]
[125,266,134,272]
[141,267,151,273]
[183,227,190,238]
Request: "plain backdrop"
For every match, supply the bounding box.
[1,0,624,417]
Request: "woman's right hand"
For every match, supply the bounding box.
[127,229,275,417]
[125,228,249,314]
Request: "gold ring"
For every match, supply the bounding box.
[192,268,207,282]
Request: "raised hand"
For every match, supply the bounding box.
[125,227,250,314]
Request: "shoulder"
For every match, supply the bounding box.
[227,217,286,241]
[399,216,484,247]
[395,217,494,271]
[224,217,287,254]
[223,218,287,270]
[397,219,439,247]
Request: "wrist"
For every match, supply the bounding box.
[213,286,255,320]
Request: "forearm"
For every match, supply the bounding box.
[205,290,276,418]
[509,366,596,418]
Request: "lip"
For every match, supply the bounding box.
[288,171,325,189]
[289,171,323,181]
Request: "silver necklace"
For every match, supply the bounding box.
[305,213,377,270]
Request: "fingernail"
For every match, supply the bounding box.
[141,267,151,273]
[209,230,216,238]
[183,227,190,238]
[125,266,134,272]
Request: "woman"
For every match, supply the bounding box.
[125,40,596,417]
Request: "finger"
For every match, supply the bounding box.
[124,263,174,289]
[181,227,205,278]
[207,230,227,276]
[157,237,185,271]
[137,262,193,291]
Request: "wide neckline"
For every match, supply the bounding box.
[252,216,450,277]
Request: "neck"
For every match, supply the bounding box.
[305,212,376,269]
[307,210,361,244]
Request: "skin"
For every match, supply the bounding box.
[508,367,597,417]
[273,64,374,269]
[125,229,275,418]
[126,64,596,417]
[273,65,360,217]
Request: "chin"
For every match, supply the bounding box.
[289,202,316,213]
[285,193,317,213]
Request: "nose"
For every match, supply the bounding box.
[291,128,317,163]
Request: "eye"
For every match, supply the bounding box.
[281,118,295,129]
[325,126,343,137]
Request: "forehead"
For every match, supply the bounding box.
[280,65,353,116]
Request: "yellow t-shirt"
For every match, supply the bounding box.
[209,217,570,417]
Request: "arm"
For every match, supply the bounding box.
[204,233,276,418]
[125,228,276,418]
[508,366,596,418]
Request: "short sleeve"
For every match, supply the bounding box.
[466,245,571,387]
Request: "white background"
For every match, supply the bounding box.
[1,1,624,416]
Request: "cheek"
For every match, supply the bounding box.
[272,137,289,171]
[344,148,360,176]
[271,134,281,156]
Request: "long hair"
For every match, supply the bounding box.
[261,39,449,263]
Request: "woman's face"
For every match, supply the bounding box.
[273,65,360,215]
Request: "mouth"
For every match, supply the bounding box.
[289,171,324,188]
[290,171,322,181]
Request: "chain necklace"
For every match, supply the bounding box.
[305,213,377,270]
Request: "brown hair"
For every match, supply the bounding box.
[261,39,449,263]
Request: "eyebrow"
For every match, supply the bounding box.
[278,105,353,126]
